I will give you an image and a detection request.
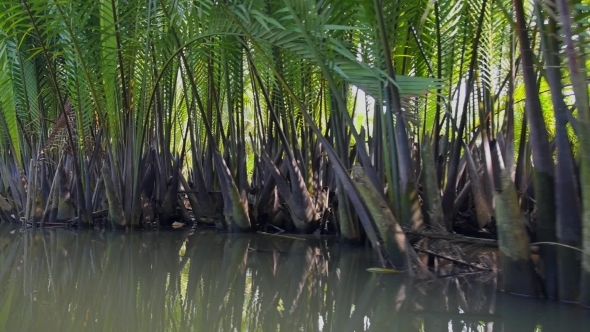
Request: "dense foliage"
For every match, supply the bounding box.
[0,0,589,305]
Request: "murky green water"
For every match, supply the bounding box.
[0,223,587,331]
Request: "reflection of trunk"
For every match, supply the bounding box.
[186,234,227,331]
[210,236,250,328]
[367,275,411,331]
[8,226,576,329]
[68,231,98,331]
[453,278,470,331]
[284,245,316,315]
[332,251,362,331]
[183,232,206,323]
[96,233,131,330]
[484,275,498,332]
[349,281,380,332]
[423,280,451,332]
[399,281,423,332]
[147,232,184,330]
[15,232,34,331]
[496,293,540,331]
[260,238,315,331]
[254,250,283,330]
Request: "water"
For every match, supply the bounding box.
[0,223,587,332]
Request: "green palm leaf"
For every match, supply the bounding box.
[0,38,21,167]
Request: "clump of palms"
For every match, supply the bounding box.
[0,0,589,306]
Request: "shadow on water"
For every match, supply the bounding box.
[0,222,588,332]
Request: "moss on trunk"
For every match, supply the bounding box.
[56,167,75,222]
[0,194,17,223]
[215,151,251,232]
[421,138,445,230]
[336,183,360,244]
[352,165,408,269]
[102,165,126,229]
[464,143,493,229]
[140,193,154,226]
[494,168,537,296]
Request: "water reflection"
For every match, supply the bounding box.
[0,223,587,331]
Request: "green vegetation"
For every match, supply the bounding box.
[0,0,589,306]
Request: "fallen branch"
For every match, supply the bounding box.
[413,246,494,271]
[256,231,306,241]
[406,230,498,247]
[435,270,491,279]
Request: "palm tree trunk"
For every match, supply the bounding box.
[537,4,582,302]
[514,0,557,298]
[374,0,423,230]
[495,166,537,296]
[442,0,487,224]
[420,136,445,230]
[352,165,409,270]
[102,164,126,229]
[552,0,590,306]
